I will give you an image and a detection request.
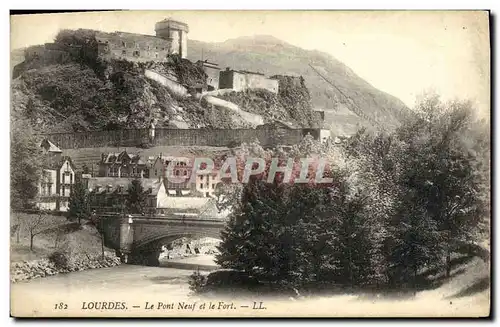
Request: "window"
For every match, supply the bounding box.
[48,184,52,195]
[199,184,203,189]
[155,169,158,176]
[183,170,187,176]
[175,170,180,176]
[122,41,126,47]
[122,50,126,56]
[212,184,215,190]
[200,175,204,181]
[155,53,158,58]
[62,185,65,196]
[133,50,140,57]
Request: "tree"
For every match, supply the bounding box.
[126,179,148,214]
[343,93,490,288]
[68,176,90,224]
[398,96,490,278]
[216,176,286,282]
[10,117,44,210]
[25,212,48,251]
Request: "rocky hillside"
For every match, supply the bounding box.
[10,31,321,134]
[11,53,255,132]
[187,35,413,135]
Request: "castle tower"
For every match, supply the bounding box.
[155,18,189,59]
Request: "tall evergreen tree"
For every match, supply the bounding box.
[68,176,90,224]
[10,117,44,210]
[126,179,148,214]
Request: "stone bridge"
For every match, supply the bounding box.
[99,214,227,266]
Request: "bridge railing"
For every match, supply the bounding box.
[98,212,229,223]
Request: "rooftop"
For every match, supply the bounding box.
[88,177,163,195]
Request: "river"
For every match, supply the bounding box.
[10,255,490,318]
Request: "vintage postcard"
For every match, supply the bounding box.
[9,10,491,318]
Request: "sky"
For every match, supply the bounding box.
[10,10,490,118]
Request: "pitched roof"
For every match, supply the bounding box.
[102,150,145,165]
[46,156,76,171]
[40,139,62,153]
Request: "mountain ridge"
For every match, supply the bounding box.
[187,35,412,135]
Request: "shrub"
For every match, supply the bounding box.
[48,250,70,269]
[188,269,207,294]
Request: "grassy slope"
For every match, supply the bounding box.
[10,212,113,262]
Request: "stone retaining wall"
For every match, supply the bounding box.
[10,253,122,283]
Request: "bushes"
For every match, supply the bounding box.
[48,250,69,269]
[188,269,207,294]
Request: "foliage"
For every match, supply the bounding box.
[48,250,70,269]
[188,269,207,294]
[10,117,44,209]
[68,176,90,224]
[218,77,320,128]
[343,93,490,286]
[271,75,320,128]
[215,93,489,294]
[54,29,102,66]
[126,179,148,214]
[167,54,207,88]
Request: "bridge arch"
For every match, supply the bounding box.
[133,230,223,250]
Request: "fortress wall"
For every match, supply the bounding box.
[42,128,308,149]
[144,69,188,97]
[96,32,172,63]
[245,74,279,94]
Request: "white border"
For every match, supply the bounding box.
[2,1,497,326]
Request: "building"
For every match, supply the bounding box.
[37,140,77,211]
[196,60,221,91]
[156,195,229,219]
[98,150,150,178]
[23,18,190,65]
[219,68,279,93]
[87,177,166,214]
[96,31,172,63]
[149,155,191,180]
[154,18,189,59]
[149,155,220,198]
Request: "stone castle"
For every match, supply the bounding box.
[22,18,281,94]
[25,18,189,64]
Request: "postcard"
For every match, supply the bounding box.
[10,10,491,318]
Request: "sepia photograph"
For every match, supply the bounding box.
[9,9,491,318]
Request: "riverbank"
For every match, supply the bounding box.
[10,261,489,318]
[10,211,223,283]
[10,252,122,283]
